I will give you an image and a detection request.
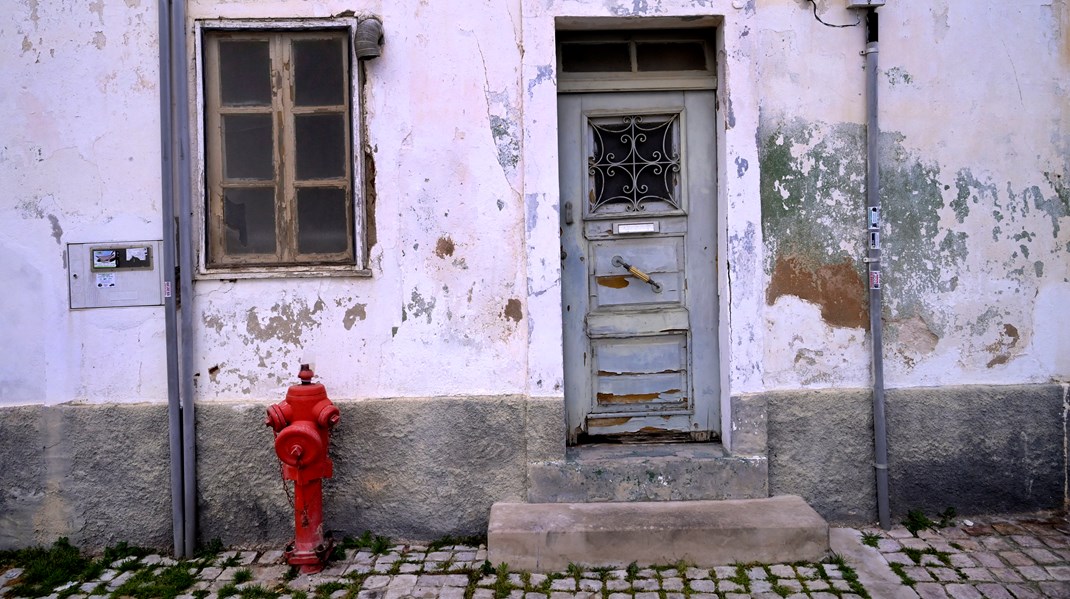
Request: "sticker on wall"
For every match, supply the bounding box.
[869,271,881,290]
[96,272,117,288]
[125,247,149,266]
[92,250,118,269]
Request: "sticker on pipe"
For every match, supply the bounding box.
[869,271,881,290]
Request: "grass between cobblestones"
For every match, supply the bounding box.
[0,535,870,599]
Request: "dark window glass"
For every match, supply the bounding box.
[589,115,680,213]
[293,38,346,106]
[219,41,272,106]
[224,188,277,254]
[295,113,346,180]
[223,114,274,180]
[636,42,708,71]
[561,42,631,72]
[297,187,348,254]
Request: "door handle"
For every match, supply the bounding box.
[612,255,663,293]
[564,201,574,225]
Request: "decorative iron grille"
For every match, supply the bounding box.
[588,114,681,214]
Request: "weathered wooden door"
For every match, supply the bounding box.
[559,90,719,443]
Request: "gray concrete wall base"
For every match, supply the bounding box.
[1,384,1063,549]
[763,384,1067,524]
[0,395,565,551]
[730,394,769,456]
[0,403,172,551]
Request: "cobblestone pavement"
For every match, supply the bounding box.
[1,512,1068,599]
[857,511,1070,599]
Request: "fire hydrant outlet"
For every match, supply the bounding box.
[317,405,341,429]
[274,421,323,467]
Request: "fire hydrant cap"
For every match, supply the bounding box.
[274,421,324,467]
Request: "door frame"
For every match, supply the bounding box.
[553,28,724,445]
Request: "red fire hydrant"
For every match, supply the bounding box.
[265,365,340,573]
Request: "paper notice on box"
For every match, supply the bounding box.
[96,273,116,288]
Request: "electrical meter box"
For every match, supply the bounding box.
[68,241,165,309]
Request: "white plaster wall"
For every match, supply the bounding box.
[0,0,167,406]
[878,0,1070,387]
[2,0,1067,409]
[757,0,1070,389]
[188,0,531,401]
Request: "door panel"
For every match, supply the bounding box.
[560,90,719,443]
[589,236,684,308]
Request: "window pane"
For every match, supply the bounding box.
[219,40,271,106]
[293,38,345,106]
[295,113,346,180]
[297,187,349,254]
[636,42,708,71]
[561,42,632,72]
[589,114,680,214]
[223,188,277,254]
[223,114,274,180]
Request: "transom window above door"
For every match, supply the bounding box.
[557,29,717,93]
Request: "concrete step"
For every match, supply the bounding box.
[487,495,830,572]
[527,443,767,503]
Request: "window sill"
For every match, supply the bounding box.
[195,265,372,281]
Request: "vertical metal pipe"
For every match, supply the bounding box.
[864,8,891,530]
[157,0,185,558]
[170,0,198,556]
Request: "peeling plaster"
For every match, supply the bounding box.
[986,323,1022,368]
[766,256,866,330]
[434,236,455,258]
[342,303,368,331]
[244,298,326,345]
[406,290,436,324]
[888,315,940,368]
[526,64,553,98]
[89,0,105,23]
[760,114,1069,384]
[47,215,62,244]
[503,298,523,323]
[884,67,913,86]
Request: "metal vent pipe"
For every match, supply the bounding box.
[356,17,384,59]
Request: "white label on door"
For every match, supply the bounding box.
[614,222,659,235]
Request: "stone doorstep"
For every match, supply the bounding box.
[487,495,829,572]
[526,443,768,503]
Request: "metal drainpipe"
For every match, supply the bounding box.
[863,7,891,530]
[170,0,198,558]
[157,0,185,558]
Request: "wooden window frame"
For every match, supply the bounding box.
[195,19,369,279]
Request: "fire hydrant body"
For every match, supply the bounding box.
[265,366,340,573]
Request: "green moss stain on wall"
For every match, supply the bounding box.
[759,119,872,330]
[759,117,969,333]
[759,118,864,267]
[877,133,962,331]
[759,115,1070,372]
